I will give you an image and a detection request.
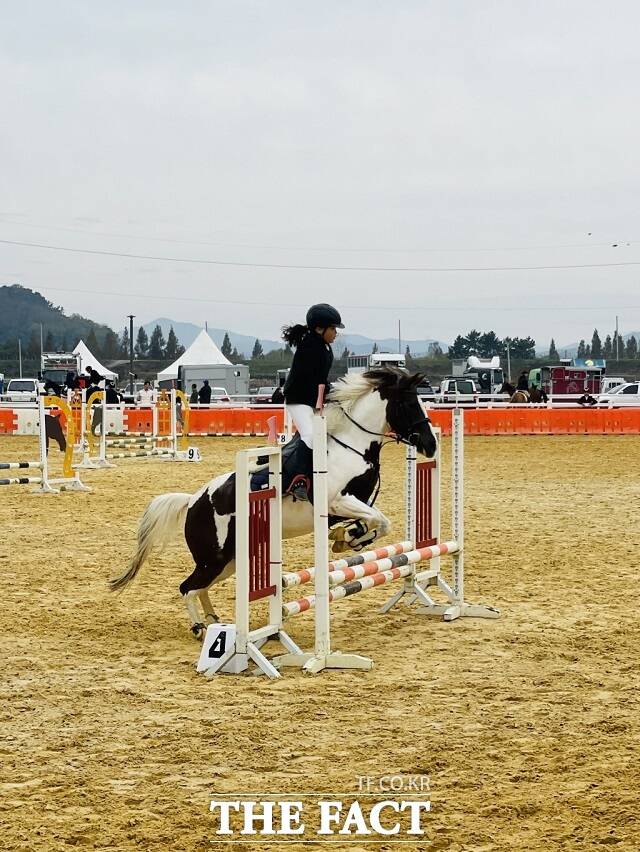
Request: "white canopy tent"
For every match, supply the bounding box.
[73,340,118,380]
[157,329,231,381]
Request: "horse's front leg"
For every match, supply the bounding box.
[328,493,391,553]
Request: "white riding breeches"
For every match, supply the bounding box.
[286,403,314,448]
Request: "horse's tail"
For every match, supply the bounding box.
[108,492,192,592]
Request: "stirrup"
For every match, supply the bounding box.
[286,475,310,502]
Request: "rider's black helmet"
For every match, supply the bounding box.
[306,303,344,330]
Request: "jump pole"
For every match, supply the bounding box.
[382,408,499,620]
[273,413,374,674]
[414,407,499,619]
[42,395,91,492]
[1,395,89,493]
[79,389,184,468]
[198,444,304,679]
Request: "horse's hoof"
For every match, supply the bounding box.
[191,623,207,640]
[331,539,350,554]
[328,524,347,542]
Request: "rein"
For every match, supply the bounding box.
[333,403,431,448]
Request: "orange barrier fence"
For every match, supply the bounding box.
[3,406,640,437]
[187,407,285,435]
[124,408,155,433]
[428,407,640,435]
[0,410,17,434]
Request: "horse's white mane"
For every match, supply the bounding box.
[325,372,380,432]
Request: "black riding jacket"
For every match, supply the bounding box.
[283,332,333,407]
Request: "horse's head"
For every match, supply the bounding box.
[363,368,437,458]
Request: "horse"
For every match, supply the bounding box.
[108,368,437,638]
[45,414,66,452]
[500,381,547,404]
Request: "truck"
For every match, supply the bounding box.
[451,356,504,394]
[347,353,406,374]
[438,376,480,402]
[529,365,601,396]
[40,352,81,387]
[174,363,249,397]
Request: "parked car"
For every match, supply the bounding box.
[4,378,40,401]
[416,382,436,400]
[254,386,278,404]
[438,377,479,402]
[600,376,626,394]
[210,387,231,402]
[597,382,640,405]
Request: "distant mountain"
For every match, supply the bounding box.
[143,318,447,358]
[339,334,448,357]
[0,284,114,348]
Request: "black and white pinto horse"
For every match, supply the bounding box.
[108,369,437,638]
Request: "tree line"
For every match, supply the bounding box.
[569,329,638,360]
[440,328,640,362]
[447,330,536,359]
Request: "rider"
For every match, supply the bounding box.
[281,303,344,501]
[516,369,529,391]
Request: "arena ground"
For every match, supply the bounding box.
[1,433,638,850]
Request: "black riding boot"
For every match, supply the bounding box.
[283,441,314,502]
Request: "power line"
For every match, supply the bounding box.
[19,282,640,313]
[0,215,633,254]
[2,237,640,272]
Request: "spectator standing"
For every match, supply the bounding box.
[189,383,199,404]
[198,379,212,405]
[136,381,156,406]
[105,381,121,405]
[64,371,79,392]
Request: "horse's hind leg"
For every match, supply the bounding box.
[180,557,232,639]
[180,564,219,639]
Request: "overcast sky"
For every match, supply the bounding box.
[2,1,640,349]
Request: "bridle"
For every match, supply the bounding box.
[329,397,432,452]
[326,396,431,509]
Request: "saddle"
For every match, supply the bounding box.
[251,433,314,502]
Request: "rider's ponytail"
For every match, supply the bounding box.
[282,324,309,348]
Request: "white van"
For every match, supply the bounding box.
[5,378,40,401]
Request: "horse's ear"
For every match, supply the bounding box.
[363,366,408,398]
[397,370,425,390]
[363,367,398,389]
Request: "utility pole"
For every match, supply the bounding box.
[128,314,135,394]
[398,319,401,354]
[615,315,619,361]
[18,339,22,378]
[505,343,511,381]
